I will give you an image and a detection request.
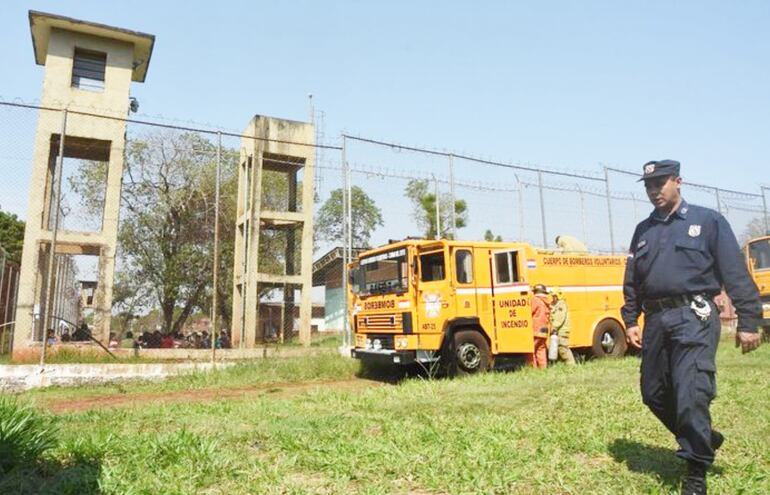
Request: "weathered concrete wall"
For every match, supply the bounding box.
[114,346,334,360]
[15,14,154,359]
[10,343,336,363]
[0,362,229,392]
[231,116,315,348]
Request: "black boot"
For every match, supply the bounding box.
[711,430,724,451]
[681,461,707,495]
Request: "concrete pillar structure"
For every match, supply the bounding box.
[231,116,315,347]
[13,11,153,357]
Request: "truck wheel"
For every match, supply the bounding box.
[591,319,627,358]
[451,329,491,375]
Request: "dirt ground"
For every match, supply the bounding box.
[42,378,386,414]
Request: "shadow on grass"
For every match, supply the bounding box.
[356,355,534,383]
[356,361,428,383]
[609,437,724,490]
[0,456,102,495]
[609,438,682,489]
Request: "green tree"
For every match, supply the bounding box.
[0,210,25,263]
[484,229,502,242]
[315,186,383,248]
[71,132,236,334]
[404,179,468,239]
[71,130,298,335]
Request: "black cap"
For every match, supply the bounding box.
[638,159,680,182]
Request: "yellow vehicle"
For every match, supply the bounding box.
[745,235,770,335]
[349,239,629,373]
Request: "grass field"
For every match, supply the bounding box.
[3,340,769,494]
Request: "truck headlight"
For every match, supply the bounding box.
[373,339,382,351]
[395,337,409,349]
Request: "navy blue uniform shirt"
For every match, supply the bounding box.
[621,199,762,332]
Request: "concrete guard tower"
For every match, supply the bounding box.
[13,11,154,356]
[231,116,315,347]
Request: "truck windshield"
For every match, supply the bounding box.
[357,248,409,295]
[749,238,770,271]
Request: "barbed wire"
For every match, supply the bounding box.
[344,133,605,182]
[326,160,657,203]
[605,166,762,199]
[0,101,342,151]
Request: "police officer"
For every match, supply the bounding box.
[621,159,762,495]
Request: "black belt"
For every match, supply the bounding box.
[642,295,694,314]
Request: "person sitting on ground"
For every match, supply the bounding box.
[121,331,134,348]
[149,330,163,348]
[60,329,71,342]
[218,330,232,349]
[160,333,175,349]
[72,322,91,341]
[45,329,57,346]
[108,333,119,348]
[199,331,210,349]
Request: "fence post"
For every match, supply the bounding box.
[0,249,6,335]
[0,248,6,308]
[346,148,353,263]
[341,136,350,349]
[576,183,587,243]
[630,192,639,220]
[603,166,616,254]
[515,175,524,241]
[761,186,769,234]
[10,269,19,355]
[433,174,441,239]
[40,108,68,368]
[537,170,547,247]
[211,132,221,363]
[714,188,722,215]
[448,154,456,237]
[0,248,5,354]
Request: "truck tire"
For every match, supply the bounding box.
[591,319,627,358]
[449,329,492,376]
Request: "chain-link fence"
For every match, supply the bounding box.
[0,246,20,355]
[1,99,768,357]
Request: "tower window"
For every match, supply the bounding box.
[71,48,106,91]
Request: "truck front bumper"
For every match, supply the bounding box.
[351,348,416,365]
[351,348,439,365]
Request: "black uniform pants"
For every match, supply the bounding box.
[640,302,720,466]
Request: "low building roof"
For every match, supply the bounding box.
[312,246,366,286]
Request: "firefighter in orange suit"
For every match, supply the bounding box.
[528,284,551,369]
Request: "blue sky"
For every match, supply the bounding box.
[2,1,769,249]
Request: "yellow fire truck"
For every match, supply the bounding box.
[349,239,629,374]
[744,235,770,336]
